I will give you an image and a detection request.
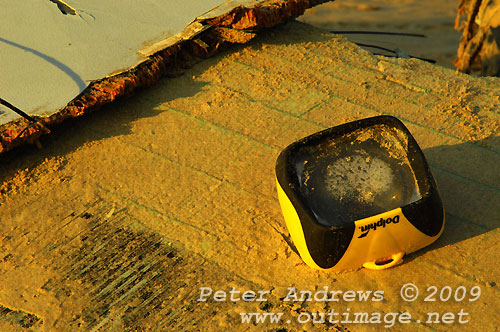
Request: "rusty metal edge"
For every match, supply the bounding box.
[0,0,330,155]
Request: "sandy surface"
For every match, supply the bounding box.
[0,20,499,331]
[299,0,461,68]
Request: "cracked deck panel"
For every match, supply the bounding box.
[0,0,330,154]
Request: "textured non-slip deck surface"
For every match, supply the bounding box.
[0,21,498,331]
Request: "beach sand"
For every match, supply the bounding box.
[299,0,461,68]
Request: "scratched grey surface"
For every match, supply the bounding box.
[0,0,259,124]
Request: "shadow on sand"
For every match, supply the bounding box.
[403,135,500,262]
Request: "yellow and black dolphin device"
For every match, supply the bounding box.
[275,115,444,271]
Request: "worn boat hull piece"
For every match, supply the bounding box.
[0,0,329,153]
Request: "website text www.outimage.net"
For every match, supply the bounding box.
[198,284,481,328]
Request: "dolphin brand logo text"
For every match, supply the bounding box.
[358,215,400,238]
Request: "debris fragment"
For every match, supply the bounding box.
[49,0,77,15]
[454,0,500,76]
[0,0,329,154]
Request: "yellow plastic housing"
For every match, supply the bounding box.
[275,116,445,271]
